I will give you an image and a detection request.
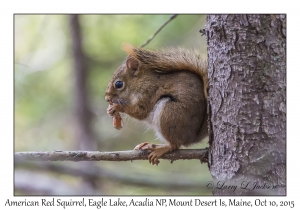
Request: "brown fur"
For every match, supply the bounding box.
[105,44,208,165]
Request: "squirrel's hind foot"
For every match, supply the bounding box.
[134,143,178,165]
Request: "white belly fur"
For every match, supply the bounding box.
[143,98,169,144]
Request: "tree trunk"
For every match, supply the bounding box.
[69,15,100,194]
[69,15,96,150]
[206,15,286,195]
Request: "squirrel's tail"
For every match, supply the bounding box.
[122,43,208,98]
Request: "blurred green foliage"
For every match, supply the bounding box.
[15,14,211,195]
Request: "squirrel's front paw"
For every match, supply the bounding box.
[107,103,121,117]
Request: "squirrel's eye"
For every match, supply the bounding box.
[115,81,123,89]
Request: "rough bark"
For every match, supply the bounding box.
[206,15,286,195]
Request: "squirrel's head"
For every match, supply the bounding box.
[105,43,161,108]
[105,54,145,106]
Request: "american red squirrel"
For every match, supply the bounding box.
[105,44,208,165]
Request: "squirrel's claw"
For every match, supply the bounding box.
[134,142,161,165]
[148,152,160,165]
[135,143,175,165]
[134,142,150,150]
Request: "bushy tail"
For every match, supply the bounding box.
[122,43,208,98]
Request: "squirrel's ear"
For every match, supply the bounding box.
[126,56,140,76]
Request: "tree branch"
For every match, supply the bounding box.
[140,14,178,48]
[15,149,208,163]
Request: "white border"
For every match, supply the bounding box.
[1,0,297,209]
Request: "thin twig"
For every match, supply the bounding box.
[140,14,178,48]
[14,149,208,163]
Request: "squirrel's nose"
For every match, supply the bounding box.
[105,95,111,103]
